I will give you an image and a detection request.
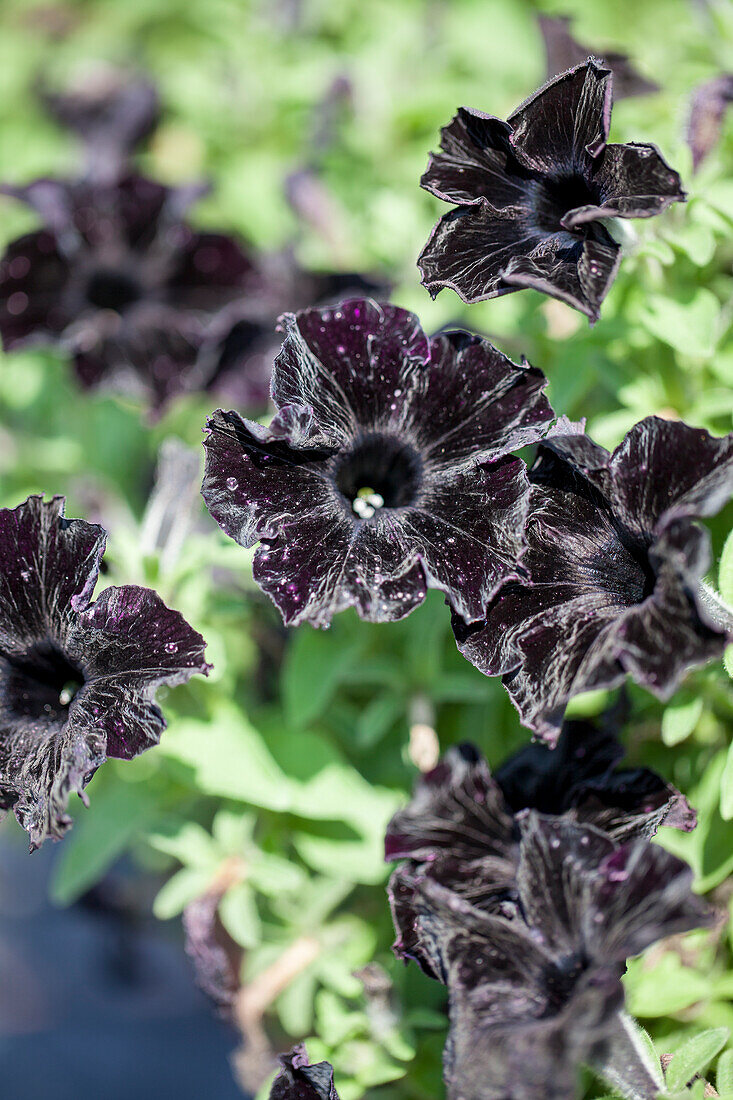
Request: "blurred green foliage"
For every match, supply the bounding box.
[0,0,731,1097]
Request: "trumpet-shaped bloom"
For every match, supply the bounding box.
[453,419,733,741]
[385,717,694,919]
[419,60,684,320]
[0,496,209,848]
[389,814,712,1099]
[203,299,566,627]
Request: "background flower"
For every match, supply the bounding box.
[538,16,660,99]
[0,174,256,409]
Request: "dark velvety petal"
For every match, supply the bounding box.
[68,174,170,250]
[508,60,613,176]
[166,231,259,309]
[563,143,685,227]
[515,814,616,957]
[538,432,610,475]
[270,1046,340,1100]
[421,107,533,208]
[496,715,695,841]
[613,521,728,697]
[0,497,209,847]
[206,304,564,625]
[496,717,624,815]
[411,872,621,1100]
[272,300,430,445]
[501,224,621,323]
[388,865,448,981]
[419,331,556,467]
[183,880,241,1017]
[202,407,338,550]
[0,230,72,348]
[590,842,714,962]
[200,308,276,415]
[539,16,660,100]
[687,74,733,171]
[578,766,697,842]
[418,203,535,304]
[392,867,546,996]
[452,480,640,741]
[253,508,428,627]
[0,496,106,646]
[401,457,530,620]
[444,969,623,1100]
[0,710,107,851]
[67,584,210,759]
[0,497,107,846]
[457,422,732,736]
[385,743,515,865]
[604,417,733,541]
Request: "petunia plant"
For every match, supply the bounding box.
[0,4,730,1100]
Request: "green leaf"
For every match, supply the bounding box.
[673,223,717,267]
[354,691,403,747]
[50,776,158,906]
[156,703,291,811]
[720,530,733,605]
[720,742,733,820]
[212,808,256,853]
[625,953,711,1017]
[282,625,363,728]
[276,968,318,1034]
[717,1049,733,1094]
[641,289,720,359]
[153,867,213,919]
[219,882,262,948]
[661,697,704,747]
[249,853,306,895]
[725,644,733,679]
[664,1028,729,1091]
[148,821,219,868]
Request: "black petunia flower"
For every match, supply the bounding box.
[270,1046,339,1100]
[418,60,684,321]
[0,173,257,410]
[0,496,210,849]
[41,70,160,182]
[385,716,694,919]
[687,74,733,172]
[452,417,733,742]
[202,298,567,627]
[538,17,659,100]
[389,814,713,1100]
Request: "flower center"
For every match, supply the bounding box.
[86,267,142,313]
[335,435,422,519]
[1,643,85,728]
[530,174,599,234]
